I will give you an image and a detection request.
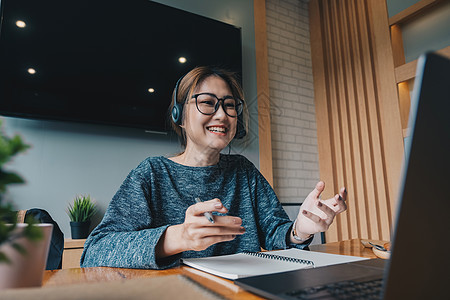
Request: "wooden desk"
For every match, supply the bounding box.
[40,239,377,300]
[309,238,380,258]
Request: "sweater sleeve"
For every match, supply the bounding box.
[251,165,312,251]
[80,164,180,269]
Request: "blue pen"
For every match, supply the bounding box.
[195,197,215,223]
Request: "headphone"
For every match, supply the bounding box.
[171,74,246,139]
[171,75,185,126]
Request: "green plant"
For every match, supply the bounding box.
[67,195,96,222]
[0,119,42,263]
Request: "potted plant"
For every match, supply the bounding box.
[67,195,96,239]
[0,119,53,289]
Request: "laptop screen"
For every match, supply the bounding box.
[383,52,450,299]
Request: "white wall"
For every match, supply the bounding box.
[265,0,321,244]
[266,0,319,207]
[2,0,259,238]
[3,118,180,233]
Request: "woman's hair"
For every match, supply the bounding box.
[169,66,246,148]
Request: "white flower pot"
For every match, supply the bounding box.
[0,223,53,289]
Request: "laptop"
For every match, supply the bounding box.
[235,52,450,300]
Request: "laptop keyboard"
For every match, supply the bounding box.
[283,278,383,300]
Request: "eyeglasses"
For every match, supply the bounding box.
[191,93,244,117]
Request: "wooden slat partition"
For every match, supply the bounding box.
[309,0,404,242]
[254,0,273,186]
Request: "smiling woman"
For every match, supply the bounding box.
[169,67,246,150]
[174,74,240,166]
[80,66,348,270]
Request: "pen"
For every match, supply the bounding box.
[195,197,215,223]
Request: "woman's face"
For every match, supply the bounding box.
[183,75,237,155]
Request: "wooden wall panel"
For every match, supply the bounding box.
[309,0,404,242]
[254,0,273,186]
[309,0,338,241]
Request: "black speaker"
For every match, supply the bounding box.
[171,74,246,139]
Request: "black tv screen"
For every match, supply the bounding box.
[0,0,242,132]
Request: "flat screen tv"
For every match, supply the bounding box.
[0,0,242,133]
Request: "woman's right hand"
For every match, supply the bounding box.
[182,198,245,251]
[155,198,245,258]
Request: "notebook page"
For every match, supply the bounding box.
[182,252,312,279]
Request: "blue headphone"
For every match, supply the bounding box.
[171,76,185,126]
[171,74,246,139]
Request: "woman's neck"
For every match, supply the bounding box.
[171,147,221,167]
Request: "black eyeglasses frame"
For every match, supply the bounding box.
[191,93,244,117]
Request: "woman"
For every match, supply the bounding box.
[81,66,347,269]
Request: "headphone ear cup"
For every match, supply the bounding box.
[171,75,186,127]
[171,103,183,126]
[234,113,246,139]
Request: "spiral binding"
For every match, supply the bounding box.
[243,251,315,267]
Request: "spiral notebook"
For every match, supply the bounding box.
[182,248,367,280]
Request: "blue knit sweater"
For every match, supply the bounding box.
[80,154,311,269]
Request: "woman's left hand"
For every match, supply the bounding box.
[293,181,347,239]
